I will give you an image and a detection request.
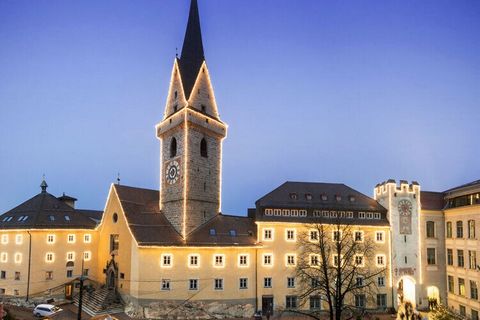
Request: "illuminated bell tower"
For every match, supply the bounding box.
[156,0,227,238]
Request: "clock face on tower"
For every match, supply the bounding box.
[398,199,412,215]
[165,161,180,185]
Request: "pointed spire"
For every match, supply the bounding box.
[179,0,205,99]
[40,175,48,193]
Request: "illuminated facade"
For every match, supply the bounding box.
[1,0,479,319]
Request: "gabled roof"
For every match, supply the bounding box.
[420,191,445,211]
[0,191,102,229]
[444,179,480,196]
[114,184,257,247]
[178,0,205,100]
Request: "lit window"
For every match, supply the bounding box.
[239,278,248,289]
[291,209,299,216]
[14,253,22,264]
[285,229,296,241]
[67,234,75,243]
[160,254,173,268]
[15,235,22,245]
[238,254,249,267]
[0,253,7,263]
[188,254,199,267]
[262,254,273,267]
[84,251,91,261]
[446,221,453,238]
[1,235,8,245]
[66,252,75,261]
[161,279,170,291]
[84,234,91,243]
[213,254,225,267]
[265,209,273,216]
[263,228,273,241]
[375,231,385,243]
[45,252,54,263]
[286,254,296,267]
[282,209,290,216]
[47,234,55,244]
[214,278,223,290]
[376,254,386,267]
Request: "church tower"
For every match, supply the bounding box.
[156,0,227,238]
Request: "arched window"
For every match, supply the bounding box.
[200,138,207,158]
[426,221,435,238]
[170,137,177,158]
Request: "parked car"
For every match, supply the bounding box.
[33,304,62,317]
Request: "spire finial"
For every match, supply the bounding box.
[40,174,48,193]
[117,172,121,185]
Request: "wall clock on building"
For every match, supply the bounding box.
[165,161,180,185]
[398,199,412,215]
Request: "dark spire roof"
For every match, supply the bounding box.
[178,0,205,99]
[40,178,48,193]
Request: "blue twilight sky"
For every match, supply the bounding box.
[0,0,479,215]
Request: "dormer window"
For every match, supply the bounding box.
[305,193,312,200]
[289,193,298,200]
[321,194,328,201]
[49,215,55,221]
[64,215,71,221]
[349,196,356,202]
[335,195,342,202]
[229,230,237,237]
[209,229,216,236]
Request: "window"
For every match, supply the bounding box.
[189,279,198,290]
[214,254,225,267]
[170,137,177,158]
[0,253,7,263]
[310,296,321,310]
[427,248,436,265]
[238,254,248,267]
[287,277,295,288]
[264,277,272,288]
[45,271,53,280]
[189,254,199,267]
[471,280,478,300]
[356,277,364,287]
[375,231,384,243]
[83,269,89,277]
[64,215,70,221]
[14,272,20,281]
[201,104,206,112]
[0,271,5,279]
[67,234,75,243]
[49,215,55,221]
[84,234,91,243]
[377,294,387,308]
[14,253,21,264]
[355,255,364,267]
[286,229,296,241]
[309,230,318,241]
[355,294,366,308]
[457,221,464,238]
[161,254,172,267]
[426,221,435,238]
[162,279,170,290]
[286,296,297,309]
[358,212,365,219]
[263,229,273,241]
[84,251,91,261]
[333,255,341,267]
[377,276,385,287]
[458,250,465,267]
[286,254,296,266]
[305,193,312,200]
[239,278,248,289]
[289,193,298,200]
[459,305,466,317]
[376,255,385,267]
[265,209,273,216]
[354,231,363,242]
[209,228,216,236]
[47,234,55,244]
[67,252,75,261]
[469,220,476,239]
[473,310,479,320]
[263,254,273,266]
[448,276,454,293]
[333,231,341,242]
[66,270,73,278]
[229,229,236,237]
[311,277,320,288]
[446,221,452,238]
[469,250,477,269]
[214,278,223,290]
[310,254,319,266]
[447,249,453,265]
[459,278,466,296]
[200,138,208,158]
[15,235,22,245]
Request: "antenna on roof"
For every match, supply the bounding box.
[117,173,121,186]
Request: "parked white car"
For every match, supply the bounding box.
[33,304,62,317]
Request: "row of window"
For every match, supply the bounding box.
[1,215,75,223]
[161,253,250,268]
[0,268,89,281]
[446,248,477,269]
[446,220,476,239]
[0,233,92,245]
[448,275,479,301]
[263,209,381,220]
[456,305,478,320]
[287,193,356,203]
[45,251,91,263]
[262,228,385,243]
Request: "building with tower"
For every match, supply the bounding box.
[0,0,479,319]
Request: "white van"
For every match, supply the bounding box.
[33,304,62,317]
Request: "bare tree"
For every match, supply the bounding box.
[294,222,386,320]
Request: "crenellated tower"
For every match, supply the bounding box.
[156,0,227,238]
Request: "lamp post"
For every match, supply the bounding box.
[77,259,86,320]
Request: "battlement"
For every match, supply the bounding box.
[374,179,421,198]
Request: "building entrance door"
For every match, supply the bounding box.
[65,284,73,300]
[262,296,274,316]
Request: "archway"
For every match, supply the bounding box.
[397,276,416,307]
[427,286,440,309]
[107,270,115,289]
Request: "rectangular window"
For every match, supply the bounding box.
[264,277,272,288]
[14,253,22,264]
[161,279,170,290]
[377,294,387,308]
[45,271,53,280]
[309,230,319,241]
[447,249,453,265]
[333,255,341,267]
[84,234,91,243]
[458,250,465,267]
[67,252,75,261]
[459,278,466,296]
[287,277,295,288]
[214,278,223,290]
[285,229,296,241]
[66,270,73,278]
[472,310,479,320]
[377,276,385,287]
[469,220,476,239]
[376,255,385,267]
[14,272,20,281]
[375,231,384,243]
[448,275,454,293]
[189,254,199,267]
[355,255,364,267]
[333,231,341,241]
[263,228,273,241]
[67,234,75,243]
[239,278,248,289]
[446,222,452,238]
[355,294,366,308]
[310,254,319,266]
[84,251,91,261]
[457,221,464,238]
[189,279,198,290]
[83,269,89,277]
[161,254,172,267]
[110,234,119,252]
[459,305,466,317]
[471,280,478,300]
[45,253,54,262]
[47,234,55,244]
[0,235,7,245]
[354,231,363,242]
[426,221,435,238]
[214,254,225,267]
[15,235,22,245]
[469,250,477,269]
[356,277,364,287]
[286,296,297,309]
[238,254,248,267]
[286,254,296,266]
[0,271,5,279]
[263,254,273,266]
[427,248,436,265]
[310,296,321,310]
